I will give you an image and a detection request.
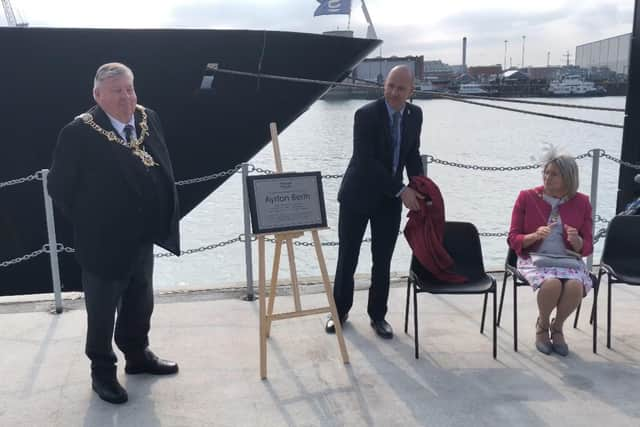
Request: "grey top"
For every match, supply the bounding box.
[538,194,567,255]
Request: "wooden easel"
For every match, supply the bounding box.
[257,122,349,380]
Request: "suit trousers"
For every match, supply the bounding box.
[333,197,402,321]
[81,243,154,375]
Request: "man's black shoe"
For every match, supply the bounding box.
[370,319,393,339]
[125,348,179,375]
[91,374,128,404]
[325,313,348,334]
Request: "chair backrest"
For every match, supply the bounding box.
[506,247,517,269]
[601,215,640,274]
[411,221,487,282]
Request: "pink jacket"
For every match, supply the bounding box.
[508,186,593,257]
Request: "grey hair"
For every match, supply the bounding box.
[540,144,580,197]
[93,63,134,90]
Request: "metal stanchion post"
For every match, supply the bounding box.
[242,163,255,301]
[588,149,601,270]
[41,169,63,314]
[421,154,429,177]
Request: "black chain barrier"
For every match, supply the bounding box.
[0,243,74,268]
[0,170,43,189]
[2,149,638,266]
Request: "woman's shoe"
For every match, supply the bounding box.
[535,318,553,355]
[550,319,569,357]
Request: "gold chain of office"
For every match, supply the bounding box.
[80,105,158,167]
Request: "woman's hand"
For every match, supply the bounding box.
[535,222,557,240]
[565,225,583,251]
[522,222,556,248]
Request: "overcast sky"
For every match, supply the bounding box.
[3,0,635,67]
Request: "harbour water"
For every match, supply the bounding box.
[154,96,627,290]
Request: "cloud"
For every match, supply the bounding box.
[438,7,572,35]
[569,2,634,33]
[10,0,632,67]
[168,1,329,33]
[379,2,634,65]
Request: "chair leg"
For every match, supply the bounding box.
[480,293,488,334]
[593,278,599,354]
[607,278,612,349]
[573,302,581,329]
[513,279,518,352]
[497,271,508,326]
[413,283,419,359]
[493,288,497,359]
[404,278,411,334]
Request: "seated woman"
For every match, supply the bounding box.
[508,147,593,356]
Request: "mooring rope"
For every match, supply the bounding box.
[212,67,624,129]
[350,77,626,112]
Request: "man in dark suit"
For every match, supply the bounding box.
[326,65,424,339]
[48,63,181,404]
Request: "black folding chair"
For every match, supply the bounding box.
[497,247,599,353]
[404,222,497,359]
[597,215,640,349]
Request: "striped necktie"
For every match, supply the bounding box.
[124,124,134,143]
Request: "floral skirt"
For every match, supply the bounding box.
[517,255,593,295]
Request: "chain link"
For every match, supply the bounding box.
[0,171,42,189]
[0,248,45,268]
[425,151,596,172]
[251,166,342,179]
[154,236,243,257]
[593,228,608,244]
[253,167,275,175]
[175,165,242,186]
[429,156,541,171]
[264,236,371,247]
[479,232,509,237]
[263,231,510,248]
[594,215,610,224]
[601,152,640,170]
[0,242,77,268]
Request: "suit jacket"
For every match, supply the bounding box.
[508,186,593,258]
[48,105,181,279]
[338,98,424,214]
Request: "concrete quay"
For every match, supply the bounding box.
[1,276,639,426]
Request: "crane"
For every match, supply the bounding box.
[2,0,27,27]
[2,0,17,26]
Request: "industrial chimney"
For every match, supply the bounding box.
[462,37,467,70]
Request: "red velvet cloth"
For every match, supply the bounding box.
[403,176,467,283]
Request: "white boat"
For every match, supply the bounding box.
[458,83,488,95]
[547,75,606,96]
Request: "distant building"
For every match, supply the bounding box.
[423,60,453,84]
[468,65,502,82]
[424,60,452,74]
[468,65,502,77]
[525,66,563,81]
[501,70,529,82]
[353,55,424,83]
[575,33,631,75]
[449,65,466,75]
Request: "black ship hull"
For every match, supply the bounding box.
[0,27,380,296]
